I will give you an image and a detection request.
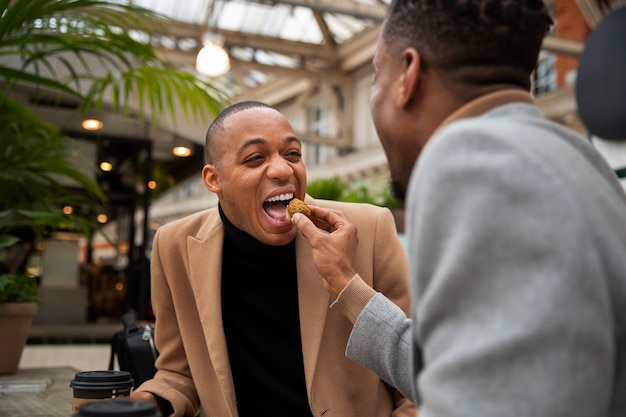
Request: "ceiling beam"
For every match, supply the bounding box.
[151,19,329,60]
[156,23,584,68]
[236,0,387,21]
[338,24,380,71]
[542,35,585,57]
[222,29,327,59]
[156,47,348,81]
[241,75,312,104]
[229,57,348,80]
[313,10,341,66]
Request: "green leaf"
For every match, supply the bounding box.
[0,0,230,279]
[0,273,40,303]
[0,235,20,250]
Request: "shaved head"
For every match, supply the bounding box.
[205,101,277,165]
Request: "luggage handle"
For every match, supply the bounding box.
[141,325,158,361]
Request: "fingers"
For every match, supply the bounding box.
[293,205,347,234]
[292,204,358,298]
[309,205,348,225]
[130,391,157,404]
[292,212,323,238]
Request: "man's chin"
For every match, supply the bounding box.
[259,227,298,247]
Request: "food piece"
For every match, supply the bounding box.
[286,198,311,222]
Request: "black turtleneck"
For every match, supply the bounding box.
[219,205,313,417]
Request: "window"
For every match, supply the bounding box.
[306,104,332,166]
[533,55,557,96]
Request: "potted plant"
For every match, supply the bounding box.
[0,0,229,375]
[0,273,40,374]
[0,127,105,375]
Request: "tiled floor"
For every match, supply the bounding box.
[20,323,123,372]
[20,345,114,372]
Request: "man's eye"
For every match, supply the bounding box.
[286,151,302,161]
[244,154,264,164]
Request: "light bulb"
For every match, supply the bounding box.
[172,145,192,157]
[82,119,103,130]
[196,32,230,77]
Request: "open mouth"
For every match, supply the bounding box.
[263,193,293,221]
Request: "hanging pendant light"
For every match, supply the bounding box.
[172,135,193,158]
[82,118,103,131]
[196,31,230,77]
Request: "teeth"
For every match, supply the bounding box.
[265,193,293,203]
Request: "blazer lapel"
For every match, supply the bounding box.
[184,205,330,411]
[295,232,331,391]
[187,214,238,415]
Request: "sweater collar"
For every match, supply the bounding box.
[218,204,294,258]
[434,89,535,136]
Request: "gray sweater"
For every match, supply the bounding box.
[341,101,626,417]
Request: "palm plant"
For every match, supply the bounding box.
[0,0,230,281]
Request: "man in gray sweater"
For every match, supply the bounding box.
[293,1,626,416]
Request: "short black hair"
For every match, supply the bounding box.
[383,0,553,90]
[205,101,277,164]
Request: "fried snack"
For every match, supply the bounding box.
[286,198,311,222]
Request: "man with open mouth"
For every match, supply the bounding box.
[130,100,416,417]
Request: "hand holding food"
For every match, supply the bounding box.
[291,204,358,298]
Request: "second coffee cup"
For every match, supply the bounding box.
[70,370,134,414]
[74,399,162,416]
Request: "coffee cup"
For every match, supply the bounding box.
[73,399,162,416]
[70,370,134,414]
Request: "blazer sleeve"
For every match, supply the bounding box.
[134,226,201,416]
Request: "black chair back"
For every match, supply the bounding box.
[575,7,626,140]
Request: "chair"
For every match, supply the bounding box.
[575,6,626,140]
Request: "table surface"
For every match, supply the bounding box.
[0,367,77,417]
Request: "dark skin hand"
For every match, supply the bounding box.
[130,391,157,405]
[130,391,173,415]
[292,205,358,298]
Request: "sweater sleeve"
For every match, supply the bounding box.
[330,204,418,403]
[346,292,417,403]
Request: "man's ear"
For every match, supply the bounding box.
[202,164,221,193]
[398,48,420,108]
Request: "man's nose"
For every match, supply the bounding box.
[267,157,294,180]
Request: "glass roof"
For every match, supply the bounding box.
[125,0,389,94]
[131,0,384,43]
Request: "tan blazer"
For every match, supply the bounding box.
[137,197,416,417]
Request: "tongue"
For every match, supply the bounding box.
[264,201,287,220]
